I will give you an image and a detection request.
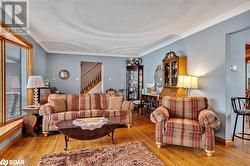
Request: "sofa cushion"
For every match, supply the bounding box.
[79,94,91,110]
[108,96,123,110]
[100,94,110,109]
[50,111,78,125]
[78,110,104,118]
[50,98,66,113]
[104,109,128,117]
[66,94,79,111]
[89,93,100,110]
[48,94,67,103]
[165,118,202,134]
[162,96,208,120]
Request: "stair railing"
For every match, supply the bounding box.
[81,63,102,93]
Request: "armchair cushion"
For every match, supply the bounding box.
[198,110,220,130]
[165,118,202,134]
[150,106,169,123]
[39,103,54,116]
[162,96,208,120]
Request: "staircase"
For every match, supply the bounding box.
[81,62,102,94]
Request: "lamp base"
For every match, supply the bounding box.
[33,88,40,106]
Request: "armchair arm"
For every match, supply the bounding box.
[150,106,169,123]
[198,109,220,130]
[121,101,134,112]
[39,103,54,116]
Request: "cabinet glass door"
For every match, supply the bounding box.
[128,68,138,100]
[171,60,178,86]
[139,68,143,97]
[164,63,170,87]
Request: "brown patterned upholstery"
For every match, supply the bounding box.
[151,96,220,155]
[162,96,208,120]
[39,93,134,134]
[79,94,91,110]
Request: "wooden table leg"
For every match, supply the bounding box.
[64,136,68,151]
[111,130,115,144]
[23,114,37,137]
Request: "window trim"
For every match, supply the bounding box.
[0,24,33,126]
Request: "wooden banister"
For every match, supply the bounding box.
[81,62,102,78]
[81,62,102,93]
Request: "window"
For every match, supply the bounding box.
[5,42,27,120]
[0,32,33,125]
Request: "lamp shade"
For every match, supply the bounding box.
[27,76,45,88]
[177,75,198,89]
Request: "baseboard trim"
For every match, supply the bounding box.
[215,136,232,146]
[0,133,22,155]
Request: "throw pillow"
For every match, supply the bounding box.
[50,98,66,113]
[108,96,123,110]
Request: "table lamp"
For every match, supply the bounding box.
[27,75,45,106]
[177,75,198,96]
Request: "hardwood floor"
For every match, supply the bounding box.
[1,113,250,166]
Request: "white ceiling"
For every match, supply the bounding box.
[29,0,250,57]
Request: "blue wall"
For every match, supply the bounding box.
[226,29,250,138]
[142,11,250,139]
[23,35,48,78]
[47,53,127,93]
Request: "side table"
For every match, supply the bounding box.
[23,105,40,136]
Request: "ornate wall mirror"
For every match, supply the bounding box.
[154,64,164,88]
[59,70,70,79]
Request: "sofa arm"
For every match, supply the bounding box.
[39,103,54,116]
[150,106,169,123]
[198,110,220,130]
[122,101,134,112]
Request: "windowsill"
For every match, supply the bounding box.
[6,116,23,124]
[0,119,23,143]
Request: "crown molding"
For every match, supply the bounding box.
[28,31,136,57]
[27,31,50,53]
[140,2,250,57]
[47,50,133,58]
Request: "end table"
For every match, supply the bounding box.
[23,105,40,136]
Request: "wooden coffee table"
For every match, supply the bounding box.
[55,119,119,150]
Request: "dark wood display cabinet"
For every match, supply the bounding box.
[126,65,143,100]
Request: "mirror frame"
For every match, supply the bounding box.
[59,70,70,80]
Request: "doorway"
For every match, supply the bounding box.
[80,61,103,94]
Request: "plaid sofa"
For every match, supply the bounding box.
[150,96,220,157]
[39,93,134,136]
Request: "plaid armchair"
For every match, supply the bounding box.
[150,96,220,157]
